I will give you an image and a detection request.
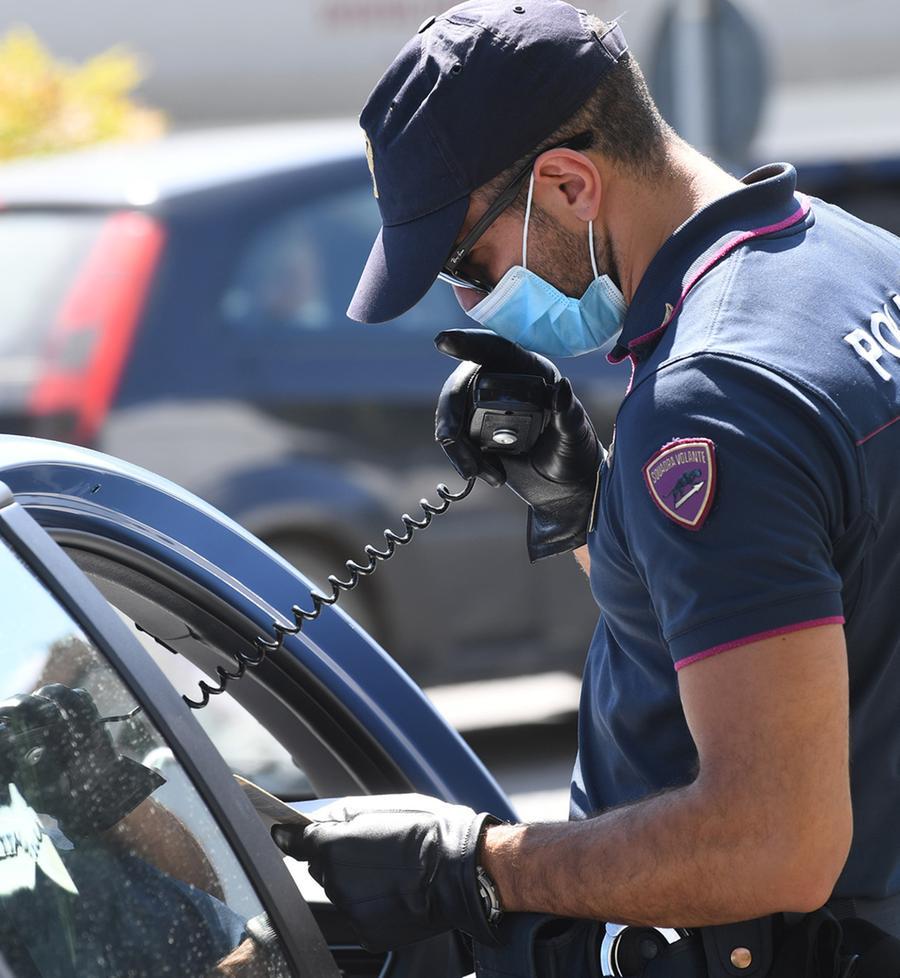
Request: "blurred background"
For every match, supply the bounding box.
[1,0,899,821]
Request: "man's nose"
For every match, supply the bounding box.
[452,284,486,313]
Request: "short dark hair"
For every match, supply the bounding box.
[478,19,671,209]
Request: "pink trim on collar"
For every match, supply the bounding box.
[624,351,638,396]
[628,195,812,353]
[673,613,844,671]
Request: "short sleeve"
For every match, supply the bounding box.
[615,355,857,669]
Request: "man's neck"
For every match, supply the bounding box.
[608,138,744,304]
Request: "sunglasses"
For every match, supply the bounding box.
[438,132,594,295]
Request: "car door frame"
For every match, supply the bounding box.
[0,435,515,816]
[0,480,340,978]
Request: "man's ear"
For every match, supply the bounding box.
[531,149,602,227]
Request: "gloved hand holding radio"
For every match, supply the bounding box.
[272,794,502,953]
[0,683,163,840]
[435,328,601,561]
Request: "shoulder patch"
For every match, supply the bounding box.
[642,438,716,530]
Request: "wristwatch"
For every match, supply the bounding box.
[476,864,504,927]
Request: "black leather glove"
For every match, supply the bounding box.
[272,794,502,952]
[0,684,164,839]
[435,328,602,561]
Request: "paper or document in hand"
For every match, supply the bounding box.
[234,774,313,828]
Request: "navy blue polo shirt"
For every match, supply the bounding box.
[570,162,900,900]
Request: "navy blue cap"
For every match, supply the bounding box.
[347,0,628,323]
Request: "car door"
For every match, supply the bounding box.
[0,480,339,978]
[0,434,516,978]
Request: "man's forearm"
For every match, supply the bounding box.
[482,777,835,927]
[208,939,267,978]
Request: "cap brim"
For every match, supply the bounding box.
[347,195,469,324]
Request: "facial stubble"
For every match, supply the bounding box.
[527,204,621,299]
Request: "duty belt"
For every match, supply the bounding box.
[473,892,900,978]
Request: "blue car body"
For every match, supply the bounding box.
[0,434,516,821]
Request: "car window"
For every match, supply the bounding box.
[220,184,461,337]
[123,622,313,800]
[0,541,292,978]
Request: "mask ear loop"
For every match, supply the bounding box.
[588,220,600,280]
[522,171,536,270]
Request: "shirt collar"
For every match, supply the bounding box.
[608,162,804,364]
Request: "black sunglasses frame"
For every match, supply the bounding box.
[440,131,594,294]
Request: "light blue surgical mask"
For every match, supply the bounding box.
[466,172,627,358]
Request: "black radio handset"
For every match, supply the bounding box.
[468,372,553,455]
[175,373,534,711]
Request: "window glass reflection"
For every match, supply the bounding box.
[0,542,291,978]
[220,184,460,336]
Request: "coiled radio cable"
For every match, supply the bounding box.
[183,477,477,710]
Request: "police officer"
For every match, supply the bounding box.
[274,0,900,973]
